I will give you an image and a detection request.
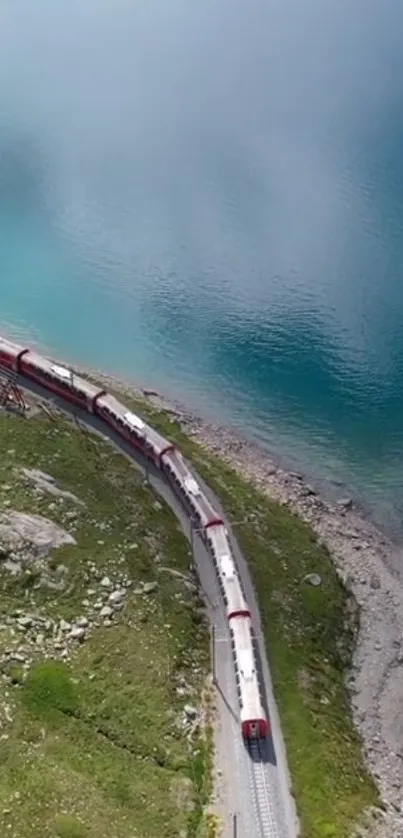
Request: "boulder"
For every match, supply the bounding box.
[303,573,322,587]
[108,589,125,605]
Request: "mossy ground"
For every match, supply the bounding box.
[97,381,380,838]
[0,408,211,838]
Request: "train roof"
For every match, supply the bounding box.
[238,649,255,680]
[24,352,103,396]
[230,616,266,723]
[206,525,247,615]
[124,411,145,432]
[97,393,173,454]
[164,450,221,524]
[0,336,26,356]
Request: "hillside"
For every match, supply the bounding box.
[0,407,210,838]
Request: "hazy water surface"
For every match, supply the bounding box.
[1,0,403,535]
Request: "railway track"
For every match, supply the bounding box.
[248,740,280,838]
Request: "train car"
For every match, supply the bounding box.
[205,524,249,619]
[161,449,223,529]
[95,393,174,465]
[0,336,28,371]
[229,615,268,739]
[19,352,105,412]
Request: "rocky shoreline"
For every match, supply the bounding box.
[77,365,403,837]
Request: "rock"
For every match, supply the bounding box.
[59,620,71,632]
[69,626,86,641]
[35,633,45,646]
[108,589,125,605]
[76,616,89,628]
[370,572,381,590]
[337,498,353,511]
[143,581,158,594]
[0,511,76,563]
[303,573,322,587]
[184,704,198,720]
[11,652,25,663]
[20,469,83,504]
[301,485,316,497]
[100,576,112,589]
[100,605,113,619]
[17,616,33,630]
[153,501,163,511]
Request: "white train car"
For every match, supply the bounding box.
[95,393,174,465]
[205,524,249,619]
[161,449,223,528]
[19,351,105,412]
[229,615,268,739]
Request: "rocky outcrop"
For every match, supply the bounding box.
[0,510,76,574]
[20,469,84,504]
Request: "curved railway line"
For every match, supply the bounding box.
[0,336,298,838]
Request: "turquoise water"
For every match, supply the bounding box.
[1,0,403,535]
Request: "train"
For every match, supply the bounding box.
[0,335,269,740]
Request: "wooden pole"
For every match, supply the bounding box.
[232,813,237,838]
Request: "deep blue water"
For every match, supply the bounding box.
[1,0,403,536]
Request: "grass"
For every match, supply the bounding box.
[90,379,381,838]
[0,407,210,838]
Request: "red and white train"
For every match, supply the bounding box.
[0,335,269,740]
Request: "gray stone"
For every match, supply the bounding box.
[100,576,112,589]
[11,652,25,663]
[59,619,71,632]
[337,497,353,511]
[20,469,83,504]
[143,581,158,594]
[76,616,89,628]
[108,589,125,605]
[100,605,113,619]
[184,704,198,719]
[17,616,33,630]
[370,572,381,590]
[69,626,86,641]
[303,573,322,587]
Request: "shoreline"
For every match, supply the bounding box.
[72,362,403,833]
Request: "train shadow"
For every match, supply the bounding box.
[215,679,239,726]
[249,631,277,767]
[244,731,276,765]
